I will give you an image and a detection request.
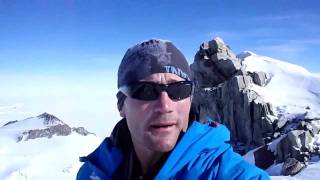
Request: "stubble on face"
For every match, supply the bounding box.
[122,73,191,153]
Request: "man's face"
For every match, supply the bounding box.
[121,73,191,153]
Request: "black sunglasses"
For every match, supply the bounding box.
[121,81,193,101]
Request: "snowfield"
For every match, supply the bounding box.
[0,115,101,180]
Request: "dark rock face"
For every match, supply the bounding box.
[72,127,95,136]
[276,130,313,163]
[2,120,18,127]
[248,71,270,87]
[269,110,320,166]
[191,37,275,149]
[248,114,320,171]
[37,112,65,126]
[253,145,276,169]
[191,37,242,87]
[19,124,72,142]
[190,38,320,174]
[281,158,306,176]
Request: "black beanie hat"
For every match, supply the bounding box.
[117,39,191,111]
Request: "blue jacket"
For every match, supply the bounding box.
[77,120,270,179]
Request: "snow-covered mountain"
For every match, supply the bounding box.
[240,51,320,119]
[1,52,319,179]
[0,113,101,179]
[239,51,320,179]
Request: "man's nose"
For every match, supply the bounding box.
[154,91,174,113]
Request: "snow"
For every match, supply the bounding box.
[1,133,100,179]
[0,115,65,142]
[268,134,288,152]
[267,163,283,177]
[266,161,320,179]
[2,116,62,131]
[293,161,320,179]
[316,134,320,146]
[242,148,256,164]
[242,52,320,116]
[240,52,320,179]
[0,115,101,180]
[244,141,320,179]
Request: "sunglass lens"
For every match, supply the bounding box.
[167,82,192,100]
[128,81,192,101]
[131,83,158,100]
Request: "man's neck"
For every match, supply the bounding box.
[132,143,164,175]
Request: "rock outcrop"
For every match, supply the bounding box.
[281,158,306,176]
[6,112,96,142]
[37,112,65,126]
[276,130,314,163]
[191,37,276,152]
[191,37,320,175]
[246,110,320,176]
[2,120,18,127]
[248,71,270,87]
[18,124,72,141]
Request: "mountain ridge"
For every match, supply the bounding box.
[0,112,101,179]
[0,112,95,142]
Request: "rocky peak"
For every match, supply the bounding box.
[37,112,65,126]
[191,37,275,153]
[208,37,237,59]
[190,37,320,174]
[191,37,242,88]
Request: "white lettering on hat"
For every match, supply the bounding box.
[163,65,188,79]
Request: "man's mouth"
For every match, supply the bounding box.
[150,122,176,130]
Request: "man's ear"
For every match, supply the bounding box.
[120,106,126,118]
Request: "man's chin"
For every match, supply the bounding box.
[149,137,178,152]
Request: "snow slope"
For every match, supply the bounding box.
[0,114,101,180]
[240,51,320,118]
[239,51,320,179]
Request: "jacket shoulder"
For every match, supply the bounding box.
[76,138,123,180]
[77,161,110,180]
[156,122,270,179]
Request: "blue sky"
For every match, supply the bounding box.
[0,0,319,136]
[1,0,319,74]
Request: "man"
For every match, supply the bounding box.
[77,39,270,179]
